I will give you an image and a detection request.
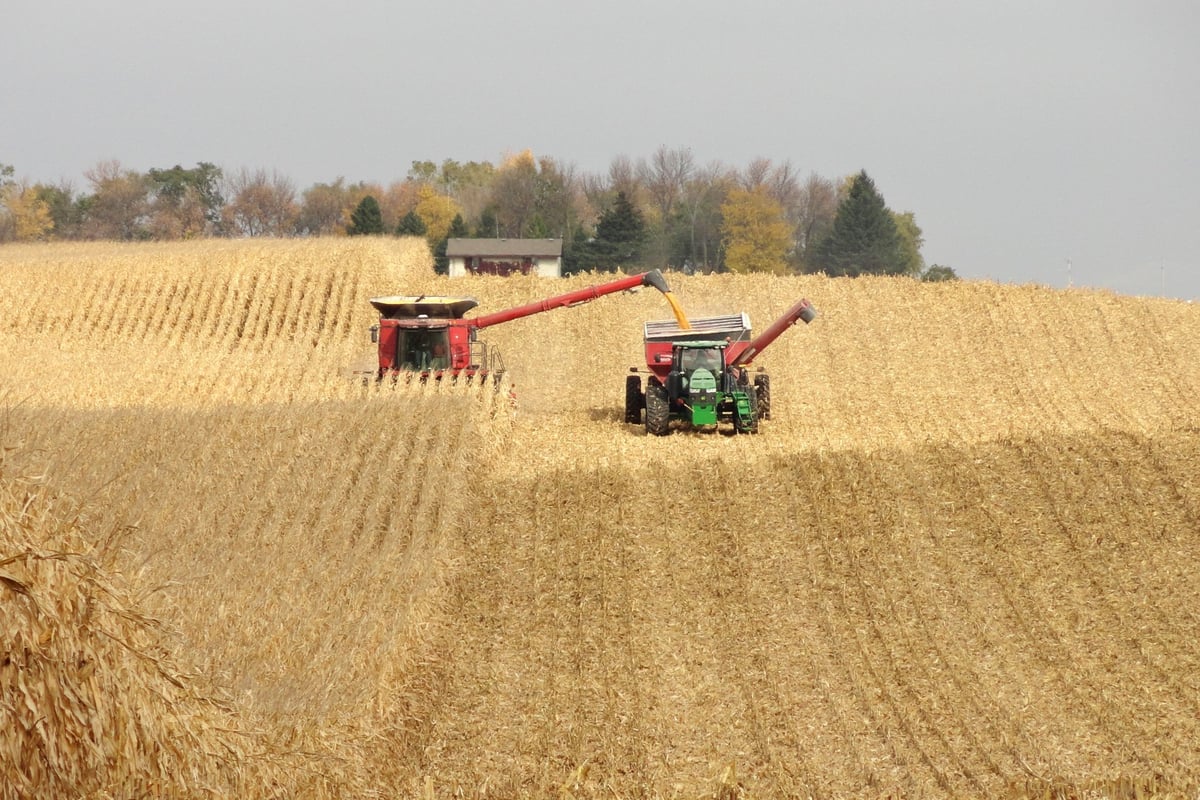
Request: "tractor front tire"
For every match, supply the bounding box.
[734,385,759,435]
[645,379,670,436]
[625,374,644,424]
[754,373,771,420]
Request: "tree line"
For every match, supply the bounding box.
[0,149,956,280]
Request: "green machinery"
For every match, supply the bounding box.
[626,298,817,436]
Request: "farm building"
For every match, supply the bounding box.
[445,238,563,278]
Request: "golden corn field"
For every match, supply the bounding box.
[2,238,1199,799]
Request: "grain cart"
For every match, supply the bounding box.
[369,270,680,382]
[625,297,817,435]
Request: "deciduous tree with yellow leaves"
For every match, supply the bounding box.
[413,185,463,244]
[720,187,792,273]
[8,187,54,241]
[1,165,54,241]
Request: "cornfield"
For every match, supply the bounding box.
[2,238,1199,799]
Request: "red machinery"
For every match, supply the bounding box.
[370,270,673,381]
[641,297,818,379]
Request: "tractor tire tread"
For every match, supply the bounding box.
[645,379,670,436]
[754,373,772,421]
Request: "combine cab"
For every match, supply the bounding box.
[626,298,817,435]
[369,295,501,381]
[370,270,679,383]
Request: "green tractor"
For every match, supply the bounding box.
[641,340,760,435]
[626,298,817,436]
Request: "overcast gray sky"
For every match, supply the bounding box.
[4,0,1198,299]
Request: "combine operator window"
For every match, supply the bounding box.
[402,330,451,370]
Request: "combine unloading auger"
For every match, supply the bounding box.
[368,270,685,382]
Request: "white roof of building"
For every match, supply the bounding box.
[445,238,562,257]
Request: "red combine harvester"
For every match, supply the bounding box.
[626,297,818,434]
[370,270,675,382]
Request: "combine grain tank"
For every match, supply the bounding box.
[625,297,817,434]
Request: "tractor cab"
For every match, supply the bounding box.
[678,344,726,384]
[668,342,728,426]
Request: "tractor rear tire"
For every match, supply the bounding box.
[625,375,644,424]
[754,373,771,420]
[645,378,670,436]
[734,385,759,435]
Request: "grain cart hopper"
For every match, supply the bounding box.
[625,297,817,435]
[369,270,679,382]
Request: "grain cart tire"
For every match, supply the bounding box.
[625,374,644,423]
[645,378,671,436]
[754,373,771,420]
[734,385,759,435]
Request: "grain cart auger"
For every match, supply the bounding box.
[369,270,679,383]
[625,297,818,435]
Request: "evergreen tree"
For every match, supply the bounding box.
[584,191,646,272]
[596,192,644,250]
[475,207,497,238]
[395,209,426,237]
[432,213,470,275]
[526,213,550,239]
[347,195,384,236]
[813,171,906,277]
[560,223,590,276]
[447,212,469,239]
